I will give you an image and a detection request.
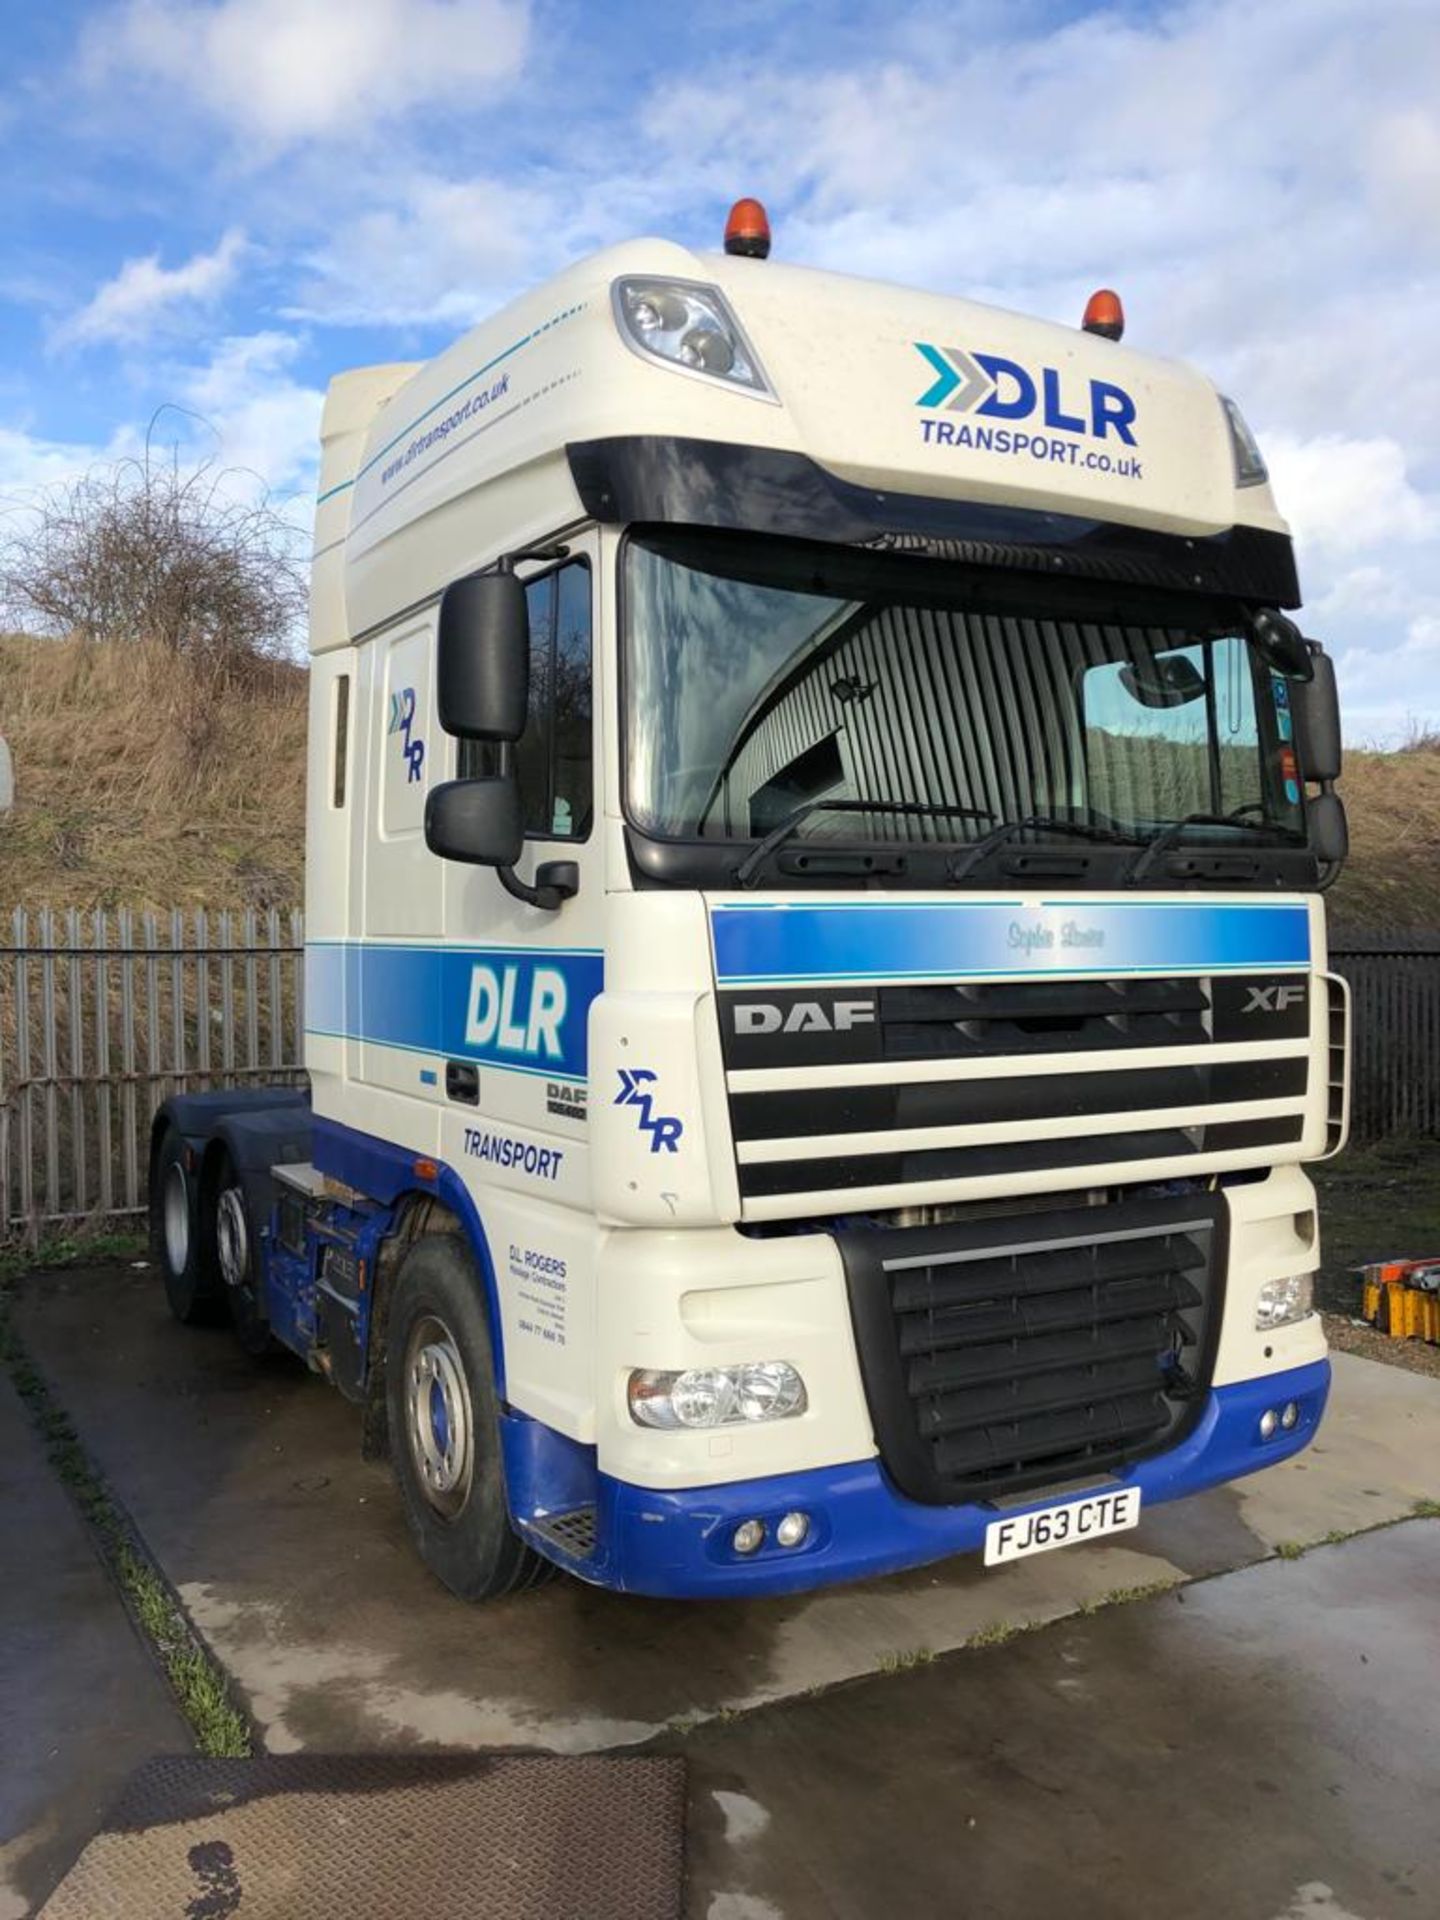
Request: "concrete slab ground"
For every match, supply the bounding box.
[14,1266,1440,1760]
[0,1373,191,1920]
[675,1520,1440,1920]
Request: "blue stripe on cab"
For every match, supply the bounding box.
[710,900,1311,986]
[304,942,603,1081]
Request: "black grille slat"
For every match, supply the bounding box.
[879,979,1209,1022]
[907,1312,1191,1396]
[915,1350,1175,1438]
[880,977,1211,1061]
[883,1012,1206,1060]
[932,1393,1172,1481]
[896,1270,1202,1356]
[740,1115,1303,1199]
[890,1230,1208,1312]
[730,1057,1306,1141]
[837,1193,1225,1505]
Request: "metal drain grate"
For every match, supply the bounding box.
[40,1752,685,1920]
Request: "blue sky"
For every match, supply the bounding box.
[1,0,1437,739]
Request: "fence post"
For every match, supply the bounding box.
[68,906,87,1220]
[15,909,34,1246]
[40,905,59,1223]
[94,910,113,1219]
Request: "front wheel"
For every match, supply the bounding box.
[385,1234,553,1601]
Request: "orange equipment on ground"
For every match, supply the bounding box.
[1359,1259,1440,1343]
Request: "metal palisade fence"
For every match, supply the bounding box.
[1329,932,1440,1144]
[0,907,305,1242]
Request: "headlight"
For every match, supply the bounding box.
[1221,395,1268,487]
[627,1360,807,1429]
[1255,1272,1315,1331]
[613,278,773,395]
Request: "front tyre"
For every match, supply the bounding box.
[385,1234,552,1601]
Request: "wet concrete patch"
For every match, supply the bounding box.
[673,1521,1440,1920]
[14,1268,1440,1760]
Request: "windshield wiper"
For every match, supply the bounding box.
[1125,811,1304,885]
[734,799,995,887]
[947,813,1138,884]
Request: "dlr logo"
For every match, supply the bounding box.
[465,964,567,1060]
[916,344,1138,445]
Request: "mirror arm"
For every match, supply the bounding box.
[497,861,580,913]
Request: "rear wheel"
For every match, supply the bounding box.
[386,1234,553,1601]
[151,1127,223,1325]
[206,1148,273,1358]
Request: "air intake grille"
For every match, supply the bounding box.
[720,969,1313,1213]
[838,1192,1225,1505]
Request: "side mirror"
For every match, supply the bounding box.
[424,777,524,867]
[437,571,528,740]
[1292,646,1342,783]
[1248,608,1314,681]
[1309,789,1348,867]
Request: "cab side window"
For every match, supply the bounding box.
[461,558,593,840]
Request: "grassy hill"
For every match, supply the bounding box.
[0,633,305,910]
[1324,747,1440,935]
[0,631,1435,929]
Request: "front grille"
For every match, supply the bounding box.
[838,1192,1224,1504]
[720,970,1313,1214]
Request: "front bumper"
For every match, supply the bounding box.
[528,1357,1329,1598]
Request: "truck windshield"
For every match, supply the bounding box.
[623,530,1305,857]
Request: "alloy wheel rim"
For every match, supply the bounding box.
[216,1186,249,1290]
[163,1163,190,1275]
[404,1315,474,1519]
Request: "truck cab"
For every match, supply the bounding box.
[151,203,1349,1600]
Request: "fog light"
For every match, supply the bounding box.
[1256,1272,1315,1331]
[733,1519,765,1555]
[1259,1408,1279,1440]
[1281,1400,1300,1430]
[628,1361,807,1430]
[776,1511,809,1549]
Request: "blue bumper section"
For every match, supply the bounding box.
[525,1360,1330,1599]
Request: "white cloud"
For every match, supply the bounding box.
[287,174,557,329]
[0,424,119,506]
[0,333,321,550]
[1265,434,1438,562]
[25,0,1440,739]
[54,228,247,350]
[85,0,529,148]
[173,331,324,502]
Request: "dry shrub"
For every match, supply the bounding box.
[0,443,305,671]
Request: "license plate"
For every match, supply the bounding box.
[984,1487,1142,1567]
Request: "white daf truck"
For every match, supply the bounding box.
[151,201,1349,1600]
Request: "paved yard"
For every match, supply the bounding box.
[6,1262,1440,1917]
[0,1373,189,1920]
